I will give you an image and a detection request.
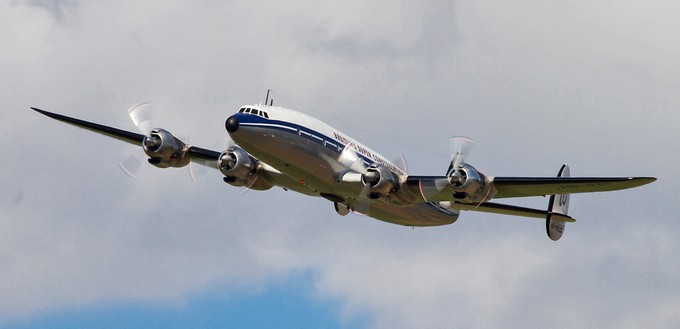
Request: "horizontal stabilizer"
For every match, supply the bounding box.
[456,202,575,222]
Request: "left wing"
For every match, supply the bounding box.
[405,175,655,203]
[490,176,656,199]
[405,165,654,240]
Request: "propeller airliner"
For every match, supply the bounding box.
[31,98,655,241]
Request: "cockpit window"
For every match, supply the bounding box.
[239,107,269,119]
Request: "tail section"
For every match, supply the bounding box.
[546,164,571,241]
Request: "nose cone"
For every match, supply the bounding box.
[225,115,239,133]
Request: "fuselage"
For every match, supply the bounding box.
[225,104,459,226]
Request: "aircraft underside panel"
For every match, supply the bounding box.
[360,202,459,227]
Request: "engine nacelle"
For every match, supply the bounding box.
[219,146,254,178]
[362,164,399,197]
[219,146,273,190]
[143,128,190,168]
[447,163,493,203]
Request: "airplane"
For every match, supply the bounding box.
[31,97,656,241]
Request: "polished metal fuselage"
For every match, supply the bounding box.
[228,106,459,226]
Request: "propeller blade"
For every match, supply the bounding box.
[450,136,474,169]
[185,135,197,182]
[118,153,142,178]
[338,145,367,173]
[128,102,153,136]
[390,153,409,176]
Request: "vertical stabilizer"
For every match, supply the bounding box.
[546,164,571,241]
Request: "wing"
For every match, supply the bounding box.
[32,107,223,166]
[490,176,657,199]
[404,175,656,202]
[32,107,144,146]
[31,106,325,195]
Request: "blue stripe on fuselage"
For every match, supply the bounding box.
[233,113,372,166]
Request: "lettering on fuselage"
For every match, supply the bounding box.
[333,132,405,176]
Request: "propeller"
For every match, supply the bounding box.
[336,145,372,212]
[128,102,153,136]
[388,153,409,176]
[118,102,194,181]
[118,102,156,178]
[185,134,197,182]
[118,152,142,178]
[448,137,474,186]
[119,102,154,177]
[128,102,165,153]
[338,144,367,173]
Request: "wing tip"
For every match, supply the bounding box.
[629,177,657,187]
[31,107,57,118]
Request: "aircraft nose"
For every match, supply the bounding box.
[225,115,239,133]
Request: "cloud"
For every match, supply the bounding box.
[1,0,678,328]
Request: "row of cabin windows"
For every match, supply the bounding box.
[239,107,269,119]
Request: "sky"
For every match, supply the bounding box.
[1,0,679,328]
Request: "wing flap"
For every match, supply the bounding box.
[491,176,656,199]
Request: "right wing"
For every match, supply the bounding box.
[32,107,145,146]
[32,107,319,194]
[32,107,230,171]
